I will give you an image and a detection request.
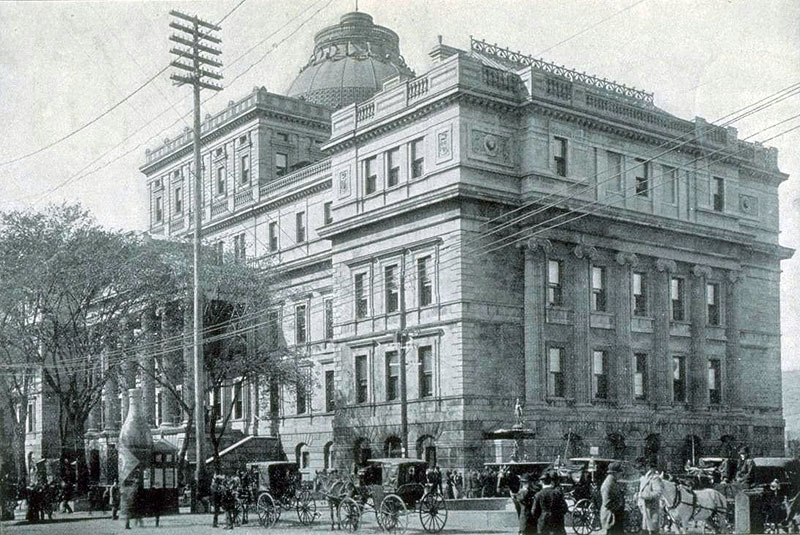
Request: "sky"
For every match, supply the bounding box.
[0,0,798,369]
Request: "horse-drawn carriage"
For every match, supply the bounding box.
[336,458,448,534]
[247,461,317,528]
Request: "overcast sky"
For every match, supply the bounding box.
[1,0,798,369]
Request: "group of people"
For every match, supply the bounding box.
[514,469,569,535]
[209,468,257,530]
[20,477,75,523]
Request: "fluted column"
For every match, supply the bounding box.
[572,244,598,404]
[121,318,137,421]
[103,343,120,432]
[161,303,182,426]
[182,303,195,426]
[614,252,637,405]
[522,238,552,405]
[690,265,713,409]
[140,307,157,427]
[654,259,677,406]
[250,375,260,436]
[725,270,742,408]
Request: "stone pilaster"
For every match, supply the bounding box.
[250,375,260,436]
[690,264,713,410]
[654,259,677,406]
[140,307,157,427]
[613,252,637,405]
[160,303,182,427]
[725,270,742,408]
[572,244,598,404]
[522,238,552,405]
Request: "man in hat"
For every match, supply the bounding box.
[637,460,663,534]
[514,473,536,535]
[601,462,626,535]
[734,446,755,488]
[530,470,568,535]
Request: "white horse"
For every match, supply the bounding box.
[658,477,729,533]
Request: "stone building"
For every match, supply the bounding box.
[87,10,792,477]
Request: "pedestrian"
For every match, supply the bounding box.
[103,479,120,520]
[222,477,238,530]
[211,471,225,528]
[60,479,73,514]
[530,470,568,535]
[455,470,463,499]
[601,462,625,535]
[513,473,536,535]
[637,460,663,534]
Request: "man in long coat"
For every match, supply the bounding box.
[637,460,663,534]
[601,462,626,535]
[514,473,536,535]
[530,471,568,535]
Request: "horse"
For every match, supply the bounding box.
[315,472,356,530]
[658,477,728,533]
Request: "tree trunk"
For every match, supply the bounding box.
[60,408,88,494]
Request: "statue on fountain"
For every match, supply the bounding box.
[514,398,524,429]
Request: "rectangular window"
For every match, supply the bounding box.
[241,155,250,184]
[591,266,607,312]
[324,201,333,225]
[296,211,306,243]
[707,282,720,325]
[174,187,183,214]
[592,350,608,400]
[364,156,377,195]
[633,272,647,317]
[547,260,562,306]
[325,370,335,412]
[233,233,246,263]
[387,147,400,187]
[155,196,163,223]
[268,221,278,251]
[296,382,307,414]
[276,132,289,143]
[156,392,163,426]
[384,265,399,313]
[673,356,686,403]
[663,166,677,204]
[634,353,648,400]
[419,346,433,398]
[635,159,649,196]
[386,351,399,401]
[712,177,724,212]
[607,151,622,191]
[355,355,368,404]
[233,381,243,419]
[410,138,425,178]
[295,304,307,345]
[27,402,35,432]
[213,241,224,264]
[554,137,567,177]
[671,277,685,321]
[548,347,565,398]
[324,298,334,340]
[216,167,225,196]
[276,152,288,177]
[355,273,368,319]
[418,256,433,306]
[708,359,721,404]
[267,310,280,346]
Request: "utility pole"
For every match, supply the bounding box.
[168,10,222,508]
[398,259,409,458]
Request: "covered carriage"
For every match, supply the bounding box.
[248,461,316,527]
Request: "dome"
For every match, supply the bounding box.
[286,12,414,110]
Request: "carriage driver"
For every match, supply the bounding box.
[637,460,663,534]
[734,446,755,488]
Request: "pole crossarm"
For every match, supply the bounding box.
[169,35,222,56]
[169,9,221,31]
[169,22,222,44]
[170,62,224,81]
[169,49,223,68]
[169,74,223,92]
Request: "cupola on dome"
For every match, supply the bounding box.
[286,12,414,110]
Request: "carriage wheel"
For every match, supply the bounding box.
[338,497,362,532]
[572,499,598,535]
[377,494,408,534]
[624,503,642,533]
[707,512,732,534]
[256,493,278,528]
[418,492,447,533]
[296,489,317,525]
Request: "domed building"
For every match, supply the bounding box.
[286,12,414,109]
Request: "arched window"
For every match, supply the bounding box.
[607,433,626,460]
[324,441,335,471]
[416,435,437,466]
[385,436,402,458]
[296,443,310,470]
[644,434,660,467]
[354,438,372,467]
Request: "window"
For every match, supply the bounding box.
[607,151,622,191]
[410,138,425,178]
[296,211,306,243]
[592,350,608,400]
[324,299,334,340]
[325,370,335,412]
[213,241,224,264]
[673,356,686,403]
[419,346,433,398]
[267,310,280,346]
[296,383,307,414]
[155,196,163,223]
[386,351,399,401]
[706,282,720,325]
[418,256,433,306]
[268,221,278,252]
[238,134,248,146]
[233,381,243,419]
[276,152,288,177]
[670,277,685,321]
[26,401,35,432]
[635,159,649,196]
[212,386,222,420]
[324,201,333,225]
[156,392,163,426]
[385,265,399,313]
[216,167,225,196]
[591,266,607,312]
[241,155,250,184]
[548,347,565,398]
[174,187,183,214]
[554,137,567,177]
[547,259,562,306]
[355,273,368,319]
[364,156,378,195]
[233,233,246,263]
[708,359,721,404]
[355,355,368,403]
[634,353,648,400]
[633,272,647,317]
[295,304,307,344]
[663,166,677,204]
[387,148,400,187]
[712,177,724,212]
[276,132,289,143]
